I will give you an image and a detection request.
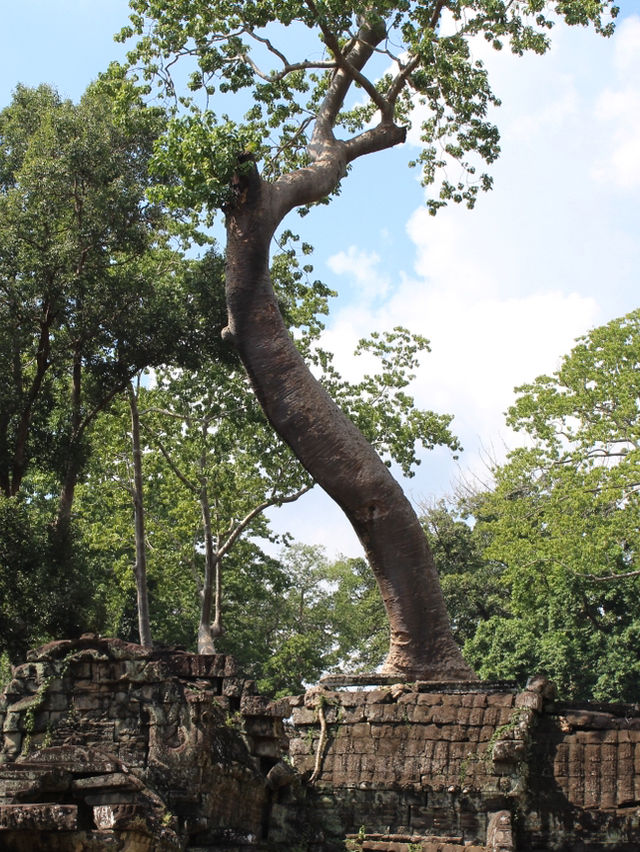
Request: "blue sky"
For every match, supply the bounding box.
[3,1,640,556]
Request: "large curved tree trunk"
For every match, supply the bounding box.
[223,169,475,681]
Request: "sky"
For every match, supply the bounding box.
[2,1,640,558]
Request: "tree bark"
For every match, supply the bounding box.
[128,380,153,648]
[223,169,475,681]
[197,479,222,654]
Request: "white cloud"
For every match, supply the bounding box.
[612,14,640,76]
[327,246,390,299]
[321,239,599,484]
[591,16,640,189]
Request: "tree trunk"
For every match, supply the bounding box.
[223,172,475,681]
[128,380,153,648]
[197,479,222,654]
[55,351,83,537]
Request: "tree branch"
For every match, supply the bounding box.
[308,8,391,147]
[218,483,313,559]
[241,30,336,81]
[142,423,200,494]
[582,570,640,583]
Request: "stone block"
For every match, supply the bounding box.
[492,739,526,764]
[240,694,272,716]
[453,707,470,726]
[3,732,21,755]
[487,693,515,708]
[412,705,434,724]
[223,656,239,676]
[72,693,102,713]
[223,677,244,697]
[397,692,418,706]
[468,708,485,727]
[343,705,367,723]
[514,691,543,713]
[366,689,393,705]
[72,772,141,791]
[479,726,494,743]
[291,707,316,726]
[482,706,501,727]
[350,722,371,739]
[190,654,227,678]
[430,706,459,726]
[0,803,78,831]
[3,711,25,733]
[415,693,439,706]
[365,704,387,722]
[331,690,363,708]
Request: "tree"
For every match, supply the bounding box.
[0,81,209,658]
[127,376,153,647]
[74,238,458,654]
[464,310,640,701]
[0,81,188,536]
[119,0,616,678]
[142,361,314,655]
[419,500,509,647]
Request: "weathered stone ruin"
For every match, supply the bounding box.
[0,637,290,850]
[290,674,640,850]
[1,637,640,850]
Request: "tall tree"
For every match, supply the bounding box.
[0,81,187,535]
[127,377,153,648]
[120,0,617,678]
[465,310,640,701]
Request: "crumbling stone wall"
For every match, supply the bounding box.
[288,677,528,851]
[3,640,640,851]
[0,636,290,850]
[525,700,640,850]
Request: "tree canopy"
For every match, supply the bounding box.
[0,80,200,659]
[118,0,618,216]
[0,82,190,523]
[464,310,640,701]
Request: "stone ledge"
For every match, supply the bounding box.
[344,832,485,852]
[320,674,517,693]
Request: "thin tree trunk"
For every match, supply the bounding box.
[197,479,222,654]
[10,305,53,497]
[223,170,475,681]
[55,351,83,537]
[128,380,153,648]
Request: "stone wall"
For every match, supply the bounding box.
[287,677,527,851]
[287,675,640,851]
[0,636,291,851]
[525,700,640,849]
[2,640,640,850]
